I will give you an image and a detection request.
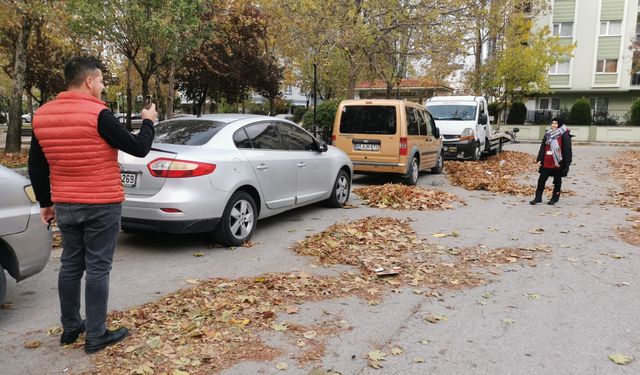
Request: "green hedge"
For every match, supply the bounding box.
[302,99,340,142]
[569,97,591,125]
[630,99,640,126]
[506,101,527,124]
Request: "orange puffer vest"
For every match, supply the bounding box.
[33,91,124,204]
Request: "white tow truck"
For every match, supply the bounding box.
[425,96,516,160]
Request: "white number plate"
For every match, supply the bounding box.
[121,172,137,187]
[354,143,380,151]
[448,146,457,153]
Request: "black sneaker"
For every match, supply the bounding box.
[85,327,129,354]
[60,320,86,345]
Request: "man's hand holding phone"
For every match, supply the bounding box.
[141,102,158,123]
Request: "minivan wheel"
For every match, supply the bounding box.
[214,191,257,247]
[0,267,6,306]
[431,151,444,174]
[404,157,419,185]
[325,169,351,208]
[472,142,481,161]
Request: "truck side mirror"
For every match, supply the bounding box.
[478,113,488,125]
[434,127,440,138]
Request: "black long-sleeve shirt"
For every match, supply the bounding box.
[28,109,155,208]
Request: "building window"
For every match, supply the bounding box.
[549,60,570,74]
[600,20,622,36]
[537,97,560,110]
[590,97,609,113]
[596,59,618,73]
[552,22,573,37]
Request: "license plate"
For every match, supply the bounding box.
[121,172,137,187]
[448,147,457,153]
[354,143,380,151]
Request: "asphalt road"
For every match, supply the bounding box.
[1,143,638,375]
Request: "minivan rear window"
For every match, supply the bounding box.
[153,120,227,145]
[339,105,396,134]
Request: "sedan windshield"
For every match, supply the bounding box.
[426,105,477,121]
[153,120,227,145]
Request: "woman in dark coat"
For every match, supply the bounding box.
[530,116,573,205]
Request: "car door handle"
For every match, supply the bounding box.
[297,162,307,168]
[256,164,269,170]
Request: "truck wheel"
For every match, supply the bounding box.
[472,142,481,161]
[403,156,419,185]
[431,151,444,174]
[0,267,6,306]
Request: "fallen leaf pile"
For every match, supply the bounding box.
[445,151,537,195]
[354,184,464,210]
[0,150,29,168]
[93,272,367,374]
[609,151,640,212]
[445,152,573,198]
[292,216,549,290]
[618,215,640,247]
[88,217,549,373]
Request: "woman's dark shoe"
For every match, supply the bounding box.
[548,193,560,205]
[85,327,129,354]
[529,198,542,205]
[60,320,86,345]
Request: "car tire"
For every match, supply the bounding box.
[403,156,419,185]
[472,142,481,161]
[325,169,351,208]
[0,267,6,306]
[431,151,444,174]
[214,191,257,247]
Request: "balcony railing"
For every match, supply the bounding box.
[525,109,631,125]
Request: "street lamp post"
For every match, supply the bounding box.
[313,63,318,138]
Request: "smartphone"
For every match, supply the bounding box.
[144,95,152,110]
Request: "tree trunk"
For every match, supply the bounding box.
[346,63,359,99]
[167,62,175,119]
[154,77,164,120]
[6,16,31,153]
[385,84,393,99]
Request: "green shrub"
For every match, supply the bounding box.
[293,105,307,123]
[569,97,591,125]
[244,101,269,115]
[506,101,527,124]
[630,99,640,125]
[488,102,502,122]
[302,99,340,142]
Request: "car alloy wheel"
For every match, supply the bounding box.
[472,143,481,161]
[215,191,257,247]
[326,170,350,207]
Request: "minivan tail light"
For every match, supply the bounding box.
[331,134,336,145]
[399,137,408,156]
[147,158,216,178]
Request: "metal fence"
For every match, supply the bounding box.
[524,109,633,125]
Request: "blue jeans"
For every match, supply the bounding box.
[55,203,122,338]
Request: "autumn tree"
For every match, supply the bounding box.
[67,0,204,124]
[0,0,67,153]
[176,1,283,115]
[479,13,574,114]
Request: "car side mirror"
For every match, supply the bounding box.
[478,113,488,125]
[434,127,440,138]
[316,141,328,152]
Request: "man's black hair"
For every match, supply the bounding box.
[64,56,104,88]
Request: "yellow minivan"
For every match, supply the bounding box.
[331,99,444,185]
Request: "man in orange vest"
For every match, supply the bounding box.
[28,56,156,354]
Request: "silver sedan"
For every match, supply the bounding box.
[119,114,352,246]
[0,165,52,304]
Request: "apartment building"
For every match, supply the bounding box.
[529,0,640,124]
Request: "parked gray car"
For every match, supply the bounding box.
[0,166,52,304]
[119,114,353,246]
